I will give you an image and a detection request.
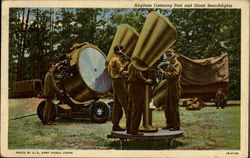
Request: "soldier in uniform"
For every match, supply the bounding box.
[215,88,227,109]
[127,62,152,135]
[107,45,128,131]
[159,49,182,131]
[43,62,63,125]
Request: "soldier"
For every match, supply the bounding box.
[215,88,227,109]
[43,62,63,125]
[127,62,152,135]
[159,49,182,131]
[107,44,128,131]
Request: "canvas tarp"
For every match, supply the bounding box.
[178,53,229,86]
[152,53,229,107]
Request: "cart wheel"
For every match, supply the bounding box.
[37,100,57,122]
[90,101,110,123]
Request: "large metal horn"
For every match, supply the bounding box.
[106,24,139,66]
[131,11,177,71]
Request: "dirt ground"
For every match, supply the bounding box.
[8,98,240,150]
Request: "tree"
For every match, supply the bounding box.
[8,8,240,100]
[16,8,30,81]
[9,8,23,96]
[168,9,240,99]
[54,8,77,54]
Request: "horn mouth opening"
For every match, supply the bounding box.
[150,11,178,39]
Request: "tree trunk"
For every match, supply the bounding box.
[17,8,30,81]
[49,8,54,55]
[35,8,44,80]
[17,8,25,81]
[32,8,41,79]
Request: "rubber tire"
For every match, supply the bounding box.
[90,101,110,123]
[37,100,57,122]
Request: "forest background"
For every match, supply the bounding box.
[8,8,240,99]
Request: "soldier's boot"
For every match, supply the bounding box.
[112,125,125,131]
[162,126,172,130]
[169,127,180,131]
[43,121,54,125]
[129,131,144,135]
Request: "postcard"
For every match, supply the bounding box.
[1,0,249,157]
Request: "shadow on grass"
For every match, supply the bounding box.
[55,118,93,124]
[107,139,185,150]
[32,118,93,127]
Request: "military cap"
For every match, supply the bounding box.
[166,48,175,53]
[163,48,175,61]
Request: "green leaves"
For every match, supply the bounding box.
[8,8,240,99]
[169,9,240,99]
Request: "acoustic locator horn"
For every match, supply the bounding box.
[131,11,178,71]
[107,24,139,66]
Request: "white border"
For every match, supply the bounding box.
[1,0,249,157]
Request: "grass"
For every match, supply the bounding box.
[8,98,240,150]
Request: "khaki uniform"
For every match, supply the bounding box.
[127,64,148,133]
[163,58,182,129]
[215,90,227,109]
[43,71,60,122]
[107,56,128,128]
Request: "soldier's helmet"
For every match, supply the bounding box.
[163,48,175,61]
[114,44,125,55]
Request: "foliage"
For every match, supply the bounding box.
[168,9,240,99]
[8,8,240,99]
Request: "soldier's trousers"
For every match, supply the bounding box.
[127,82,145,133]
[216,99,226,109]
[164,97,180,128]
[112,78,128,127]
[43,98,54,122]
